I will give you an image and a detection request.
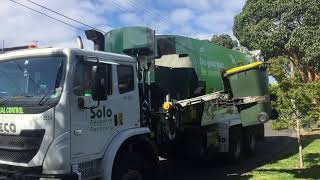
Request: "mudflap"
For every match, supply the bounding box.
[217,123,229,153]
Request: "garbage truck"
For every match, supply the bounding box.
[0,26,277,180]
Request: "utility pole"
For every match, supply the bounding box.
[1,40,4,53]
[32,40,38,46]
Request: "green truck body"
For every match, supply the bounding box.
[102,26,274,158]
[104,26,271,125]
[105,27,252,93]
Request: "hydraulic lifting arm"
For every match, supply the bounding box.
[163,92,270,111]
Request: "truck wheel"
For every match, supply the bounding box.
[112,139,157,180]
[244,132,256,156]
[228,127,243,163]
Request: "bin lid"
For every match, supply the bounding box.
[225,61,263,76]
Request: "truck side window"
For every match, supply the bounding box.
[117,65,134,94]
[73,61,112,96]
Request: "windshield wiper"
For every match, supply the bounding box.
[38,91,51,106]
[0,97,12,105]
[0,96,32,106]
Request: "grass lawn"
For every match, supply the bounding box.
[246,133,320,180]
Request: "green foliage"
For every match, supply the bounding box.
[234,0,320,129]
[268,58,320,130]
[234,0,320,82]
[248,135,320,179]
[210,34,238,49]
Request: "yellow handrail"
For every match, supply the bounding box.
[225,61,263,75]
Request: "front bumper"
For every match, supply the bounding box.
[0,165,79,180]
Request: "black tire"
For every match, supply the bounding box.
[112,138,158,180]
[244,132,256,156]
[227,127,243,163]
[256,124,265,141]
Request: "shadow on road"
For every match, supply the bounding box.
[158,134,319,180]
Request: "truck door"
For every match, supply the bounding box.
[70,60,116,158]
[112,64,140,131]
[70,59,140,159]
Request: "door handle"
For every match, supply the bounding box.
[74,129,82,135]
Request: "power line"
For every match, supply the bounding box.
[25,0,106,33]
[9,0,216,60]
[8,0,84,31]
[110,2,192,60]
[109,0,227,66]
[109,1,163,32]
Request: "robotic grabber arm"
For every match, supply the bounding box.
[161,62,279,141]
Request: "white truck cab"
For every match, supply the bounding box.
[0,48,156,180]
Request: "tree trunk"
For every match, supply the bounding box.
[307,70,314,82]
[289,56,307,82]
[296,117,304,169]
[291,99,304,169]
[315,72,320,81]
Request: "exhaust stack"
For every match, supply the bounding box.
[85,30,105,51]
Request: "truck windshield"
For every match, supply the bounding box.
[0,56,65,106]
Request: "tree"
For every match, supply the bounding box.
[211,34,238,49]
[268,57,320,130]
[268,58,320,168]
[234,0,320,82]
[234,0,320,169]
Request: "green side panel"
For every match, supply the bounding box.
[105,26,155,55]
[155,67,198,99]
[156,35,252,94]
[104,28,253,90]
[227,68,272,126]
[104,27,156,83]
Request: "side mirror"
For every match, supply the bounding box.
[91,65,107,101]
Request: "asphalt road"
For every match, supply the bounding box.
[158,122,296,180]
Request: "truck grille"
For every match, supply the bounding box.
[0,130,45,163]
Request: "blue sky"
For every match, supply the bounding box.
[0,0,277,83]
[0,0,245,48]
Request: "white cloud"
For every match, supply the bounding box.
[152,21,170,34]
[158,0,244,11]
[0,0,111,49]
[103,0,147,12]
[170,8,194,25]
[0,0,246,50]
[173,0,212,10]
[220,1,246,13]
[195,11,234,33]
[118,11,171,34]
[119,13,143,26]
[193,33,212,40]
